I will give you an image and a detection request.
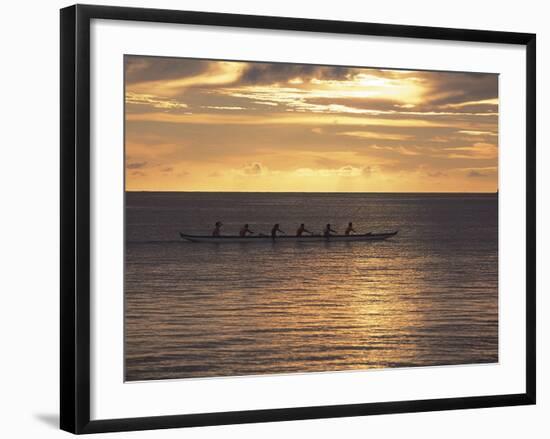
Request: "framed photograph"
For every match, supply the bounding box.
[60,4,536,434]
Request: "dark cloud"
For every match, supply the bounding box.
[127,161,147,169]
[242,162,264,175]
[424,72,498,106]
[161,167,173,173]
[427,171,447,177]
[444,103,497,113]
[125,56,211,84]
[468,170,489,178]
[127,57,354,88]
[240,63,354,85]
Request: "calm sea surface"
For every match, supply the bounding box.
[125,192,498,381]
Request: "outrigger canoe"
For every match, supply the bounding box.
[179,231,398,243]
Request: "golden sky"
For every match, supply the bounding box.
[125,56,498,192]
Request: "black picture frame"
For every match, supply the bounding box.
[60,4,536,434]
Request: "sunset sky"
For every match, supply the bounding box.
[125,56,498,192]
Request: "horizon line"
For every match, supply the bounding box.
[125,190,498,194]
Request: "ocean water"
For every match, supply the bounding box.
[125,192,498,381]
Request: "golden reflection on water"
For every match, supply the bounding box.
[126,239,497,380]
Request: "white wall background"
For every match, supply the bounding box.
[0,0,546,437]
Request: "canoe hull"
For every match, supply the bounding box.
[179,231,398,243]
